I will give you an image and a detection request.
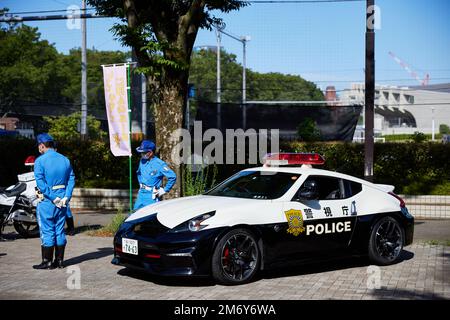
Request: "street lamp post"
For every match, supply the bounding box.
[80,0,88,139]
[214,24,225,130]
[240,35,250,129]
[240,36,251,104]
[213,23,250,129]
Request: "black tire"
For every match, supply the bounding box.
[211,228,260,285]
[13,221,40,238]
[368,216,404,266]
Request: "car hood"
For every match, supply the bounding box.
[125,195,259,229]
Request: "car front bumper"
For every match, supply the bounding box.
[111,216,226,277]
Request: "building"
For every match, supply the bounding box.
[340,83,450,136]
[325,86,337,106]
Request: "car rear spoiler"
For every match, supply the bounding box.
[374,184,395,193]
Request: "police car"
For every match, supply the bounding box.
[112,153,414,285]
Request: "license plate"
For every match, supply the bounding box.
[122,238,138,255]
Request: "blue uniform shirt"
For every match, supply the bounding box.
[137,156,176,192]
[34,149,75,247]
[34,149,75,201]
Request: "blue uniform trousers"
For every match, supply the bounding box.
[133,188,159,211]
[37,199,67,247]
[66,205,73,219]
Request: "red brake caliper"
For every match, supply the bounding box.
[223,247,230,265]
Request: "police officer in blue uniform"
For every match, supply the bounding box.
[33,133,75,269]
[134,140,176,210]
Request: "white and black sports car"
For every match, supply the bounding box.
[112,153,414,285]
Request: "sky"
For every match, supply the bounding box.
[1,0,450,92]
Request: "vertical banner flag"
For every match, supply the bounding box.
[103,65,131,156]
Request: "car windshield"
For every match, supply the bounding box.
[205,171,300,200]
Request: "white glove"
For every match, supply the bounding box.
[156,187,166,197]
[53,197,62,208]
[35,188,44,201]
[60,197,69,207]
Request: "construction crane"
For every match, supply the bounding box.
[388,51,430,86]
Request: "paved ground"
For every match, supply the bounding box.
[0,214,449,300]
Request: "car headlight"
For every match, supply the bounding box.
[169,211,216,233]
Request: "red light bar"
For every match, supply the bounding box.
[24,156,35,166]
[264,153,325,166]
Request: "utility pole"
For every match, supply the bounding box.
[241,36,250,129]
[364,0,375,182]
[212,24,250,130]
[141,74,147,138]
[432,107,435,141]
[80,0,88,139]
[215,27,222,130]
[241,36,249,105]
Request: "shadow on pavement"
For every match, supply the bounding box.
[370,287,447,300]
[399,249,414,261]
[65,247,114,267]
[0,253,6,258]
[261,256,369,280]
[116,268,216,287]
[114,249,415,287]
[261,249,414,281]
[0,232,22,241]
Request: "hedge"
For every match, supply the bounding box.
[281,141,450,195]
[0,137,140,189]
[1,137,449,195]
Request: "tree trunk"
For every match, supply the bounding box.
[151,75,187,199]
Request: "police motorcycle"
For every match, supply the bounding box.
[0,156,40,238]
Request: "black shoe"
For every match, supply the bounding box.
[66,217,75,236]
[33,246,55,270]
[53,245,66,269]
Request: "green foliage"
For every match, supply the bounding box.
[439,124,450,135]
[410,131,427,143]
[87,206,127,237]
[43,112,106,141]
[383,133,442,142]
[416,180,450,196]
[189,49,324,103]
[183,164,218,196]
[60,48,130,111]
[282,141,450,195]
[2,138,449,196]
[0,23,130,114]
[297,117,322,141]
[0,25,69,112]
[88,0,247,83]
[104,209,127,233]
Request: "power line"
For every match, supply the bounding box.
[0,13,106,23]
[247,0,364,3]
[5,8,96,15]
[244,77,450,83]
